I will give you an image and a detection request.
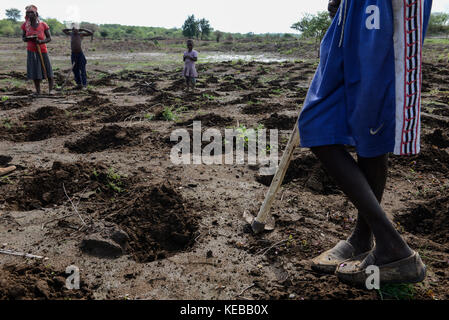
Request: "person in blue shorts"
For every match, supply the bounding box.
[300,0,433,286]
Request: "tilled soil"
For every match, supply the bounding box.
[1,43,448,301]
[0,263,93,300]
[108,183,199,263]
[64,125,144,153]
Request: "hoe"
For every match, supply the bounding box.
[244,121,300,234]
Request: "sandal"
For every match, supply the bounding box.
[336,251,426,287]
[311,240,371,274]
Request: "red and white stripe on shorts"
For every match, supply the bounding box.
[393,0,425,156]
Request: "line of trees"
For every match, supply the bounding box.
[182,15,212,40]
[427,12,449,37]
[291,11,449,41]
[1,9,297,42]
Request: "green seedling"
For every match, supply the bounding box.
[378,283,416,300]
[202,93,216,101]
[162,107,177,121]
[144,113,154,121]
[2,119,12,129]
[106,168,123,193]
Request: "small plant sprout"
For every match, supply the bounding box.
[162,107,177,121]
[144,113,154,121]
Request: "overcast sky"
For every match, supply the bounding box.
[1,0,448,34]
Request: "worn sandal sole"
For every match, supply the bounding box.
[311,240,370,274]
[337,251,426,287]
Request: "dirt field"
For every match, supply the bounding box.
[0,37,448,300]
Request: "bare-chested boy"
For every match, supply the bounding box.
[62,25,93,90]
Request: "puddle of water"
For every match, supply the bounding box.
[202,53,291,63]
[51,52,169,61]
[51,51,291,63]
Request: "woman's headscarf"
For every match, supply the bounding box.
[24,5,40,31]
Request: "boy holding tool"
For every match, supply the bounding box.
[63,24,93,90]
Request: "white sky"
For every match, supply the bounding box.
[1,0,449,34]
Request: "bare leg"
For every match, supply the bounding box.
[48,77,54,93]
[311,145,413,265]
[346,154,388,254]
[33,80,41,95]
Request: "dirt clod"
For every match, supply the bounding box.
[65,125,142,153]
[110,183,198,262]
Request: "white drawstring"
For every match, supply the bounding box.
[338,0,348,47]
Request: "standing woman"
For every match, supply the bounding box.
[21,5,54,95]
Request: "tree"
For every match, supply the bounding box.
[182,15,199,39]
[291,11,331,57]
[80,22,99,36]
[99,30,109,39]
[199,18,212,40]
[215,30,223,43]
[5,8,21,22]
[0,21,15,36]
[427,12,449,37]
[44,18,65,35]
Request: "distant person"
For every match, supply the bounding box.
[62,25,93,90]
[183,39,198,93]
[21,5,54,95]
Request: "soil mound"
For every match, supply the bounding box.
[89,77,114,87]
[177,113,234,127]
[1,118,74,142]
[26,119,74,142]
[395,195,449,245]
[4,161,126,211]
[111,86,133,93]
[132,82,158,95]
[256,154,339,194]
[0,263,92,300]
[79,95,110,107]
[423,129,449,149]
[0,155,12,166]
[433,107,449,117]
[0,98,31,111]
[100,104,148,123]
[390,145,449,174]
[23,106,65,121]
[242,103,285,115]
[166,78,186,91]
[10,162,94,210]
[152,91,175,104]
[261,113,297,130]
[65,125,142,153]
[110,184,198,262]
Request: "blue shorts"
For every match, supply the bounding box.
[298,0,433,157]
